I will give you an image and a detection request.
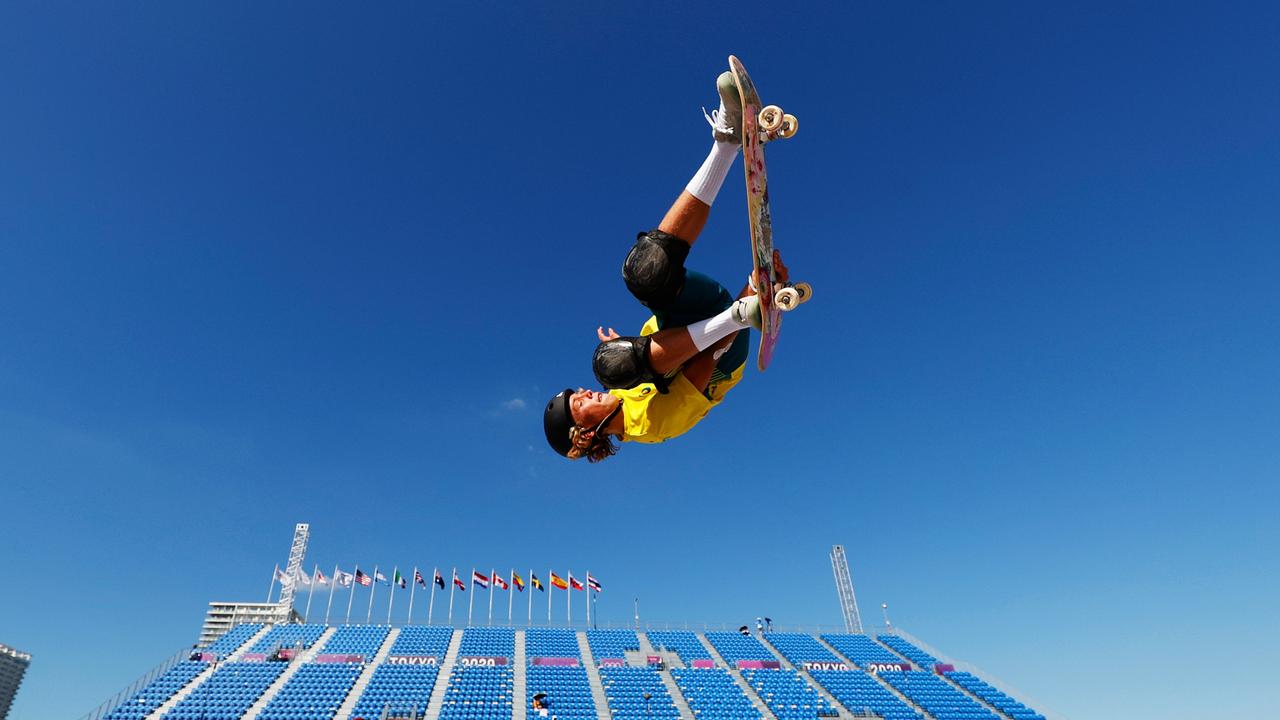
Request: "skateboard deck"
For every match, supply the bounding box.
[728,55,802,371]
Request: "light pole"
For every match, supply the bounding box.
[644,692,652,720]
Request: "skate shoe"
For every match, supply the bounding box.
[704,70,743,144]
[730,294,763,330]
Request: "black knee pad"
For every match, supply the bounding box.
[593,335,658,390]
[622,229,690,309]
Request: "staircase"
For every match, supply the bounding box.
[513,630,527,720]
[634,632,682,668]
[143,623,274,720]
[757,636,858,720]
[241,626,338,720]
[423,629,464,720]
[334,627,400,720]
[816,636,935,720]
[657,669,696,720]
[576,631,611,720]
[695,633,778,720]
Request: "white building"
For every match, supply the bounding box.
[0,643,31,720]
[198,602,300,648]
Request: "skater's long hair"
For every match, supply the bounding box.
[567,425,617,463]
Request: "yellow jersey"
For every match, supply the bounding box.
[607,315,745,444]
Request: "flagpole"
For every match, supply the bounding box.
[547,568,553,625]
[508,568,515,624]
[267,563,278,603]
[408,566,418,626]
[567,570,572,626]
[346,568,358,624]
[527,569,534,626]
[429,568,439,625]
[325,564,338,625]
[387,566,398,625]
[448,568,456,625]
[367,565,379,624]
[467,567,476,626]
[303,565,317,621]
[487,568,495,626]
[585,570,590,628]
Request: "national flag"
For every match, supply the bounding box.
[531,574,544,591]
[336,570,354,587]
[275,567,294,586]
[569,574,584,591]
[394,570,406,589]
[316,570,330,585]
[415,569,427,588]
[453,570,466,591]
[296,569,311,586]
[587,573,602,592]
[472,570,489,589]
[550,573,569,590]
[492,572,508,590]
[355,569,372,586]
[513,572,526,592]
[375,570,389,585]
[436,569,446,589]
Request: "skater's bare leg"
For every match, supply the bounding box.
[658,191,712,246]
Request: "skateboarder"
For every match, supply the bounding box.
[543,72,789,462]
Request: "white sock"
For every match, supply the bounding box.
[685,141,740,205]
[686,303,749,352]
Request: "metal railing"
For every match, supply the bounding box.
[76,646,192,720]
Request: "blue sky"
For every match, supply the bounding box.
[2,2,1278,718]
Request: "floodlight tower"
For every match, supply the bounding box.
[830,544,864,633]
[278,523,311,610]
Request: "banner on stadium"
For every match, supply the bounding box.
[736,660,781,670]
[531,657,580,667]
[458,656,509,667]
[646,655,663,666]
[387,656,439,665]
[691,659,716,669]
[314,653,364,663]
[240,653,267,662]
[934,663,955,674]
[863,661,911,673]
[802,661,850,671]
[598,658,626,667]
[277,649,297,660]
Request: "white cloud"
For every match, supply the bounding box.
[501,398,527,412]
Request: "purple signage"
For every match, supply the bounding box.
[196,652,217,662]
[598,658,626,667]
[646,655,663,666]
[314,653,365,663]
[802,661,850,671]
[277,649,297,660]
[240,653,267,662]
[691,659,716,669]
[864,662,911,673]
[531,657,580,667]
[459,656,509,667]
[737,660,781,670]
[934,663,955,674]
[387,655,439,665]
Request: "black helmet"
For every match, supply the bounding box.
[543,389,575,457]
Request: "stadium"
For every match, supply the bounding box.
[78,526,1055,720]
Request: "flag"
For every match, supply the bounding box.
[531,574,545,591]
[472,570,489,589]
[453,570,466,591]
[569,574,584,591]
[355,569,372,586]
[375,570,389,585]
[296,570,311,586]
[436,569,446,589]
[587,573,602,592]
[492,572,508,590]
[275,567,294,586]
[336,570,354,587]
[550,573,569,590]
[394,570,406,589]
[513,572,526,592]
[316,570,330,585]
[415,569,427,588]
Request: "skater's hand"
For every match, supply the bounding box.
[597,327,620,342]
[774,250,790,284]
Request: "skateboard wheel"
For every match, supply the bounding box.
[775,286,800,311]
[779,114,799,139]
[759,105,784,132]
[793,282,813,303]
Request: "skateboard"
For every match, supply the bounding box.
[728,55,811,371]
